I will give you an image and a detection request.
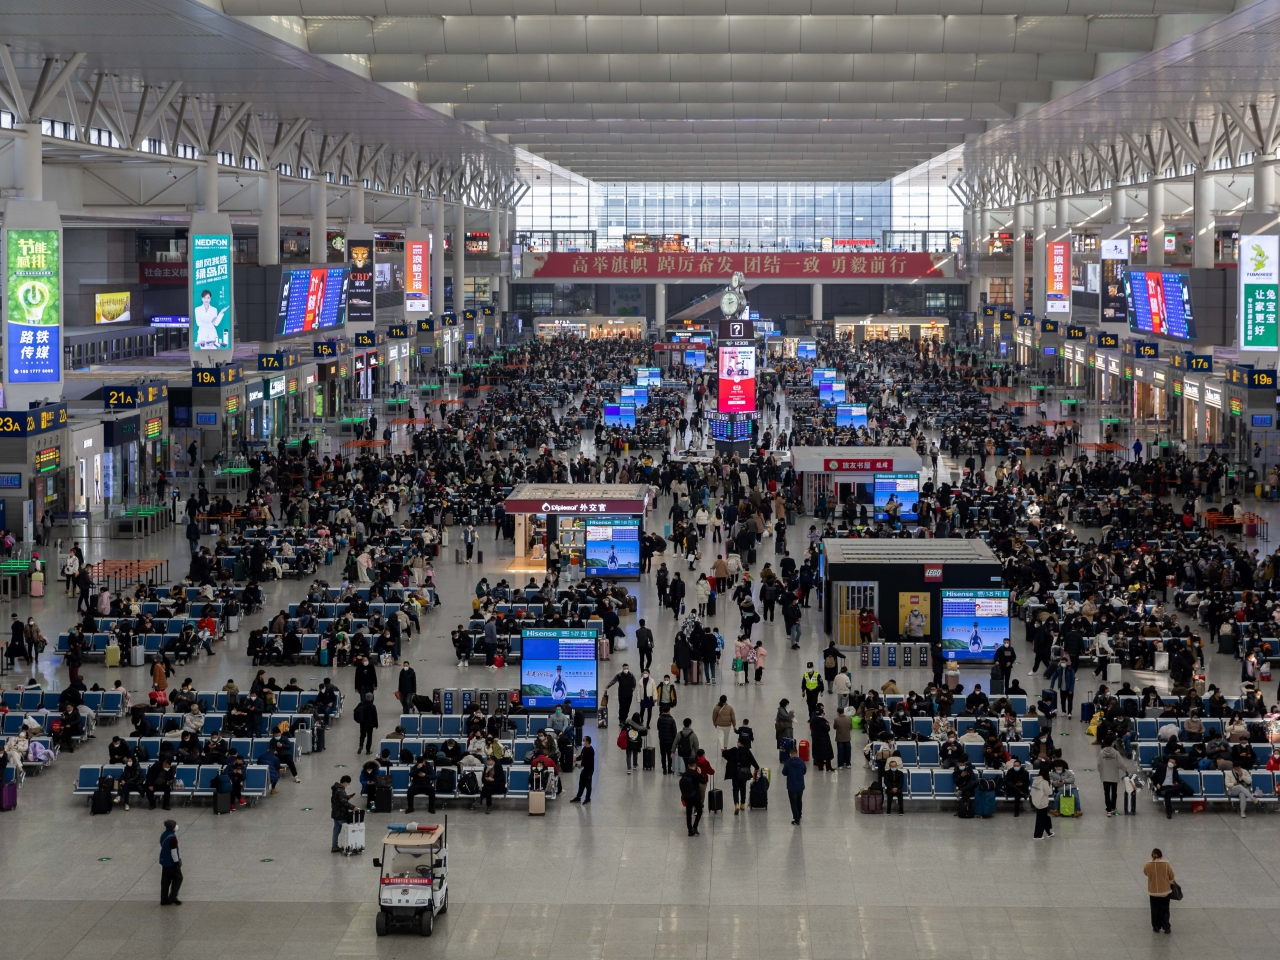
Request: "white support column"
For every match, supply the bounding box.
[311,177,327,264]
[350,184,365,228]
[455,202,467,311]
[202,155,219,213]
[258,169,279,266]
[966,207,982,314]
[1033,199,1047,316]
[979,207,992,250]
[1193,167,1215,269]
[1055,195,1069,236]
[811,282,823,322]
[654,282,666,337]
[1147,179,1165,267]
[1012,203,1026,312]
[431,200,446,318]
[409,193,421,229]
[18,124,42,201]
[1111,183,1128,223]
[1256,156,1276,213]
[489,206,501,309]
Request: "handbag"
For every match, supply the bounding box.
[1168,882,1183,902]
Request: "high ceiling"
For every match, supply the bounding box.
[222,0,1240,180]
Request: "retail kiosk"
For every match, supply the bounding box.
[790,446,923,517]
[503,483,650,579]
[821,539,1007,664]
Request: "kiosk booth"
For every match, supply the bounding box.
[790,446,923,518]
[503,484,650,578]
[822,539,1007,665]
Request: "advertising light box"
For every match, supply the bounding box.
[818,380,847,405]
[940,589,1011,661]
[836,403,868,428]
[872,473,919,521]
[521,627,599,708]
[717,343,756,413]
[583,517,640,577]
[275,267,348,335]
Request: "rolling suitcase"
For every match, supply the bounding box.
[313,723,326,753]
[778,737,795,764]
[1106,660,1122,684]
[214,788,233,815]
[297,725,313,754]
[455,548,463,564]
[735,668,747,686]
[706,592,716,616]
[339,809,365,855]
[104,643,121,667]
[90,788,113,815]
[707,787,724,814]
[642,746,656,770]
[130,643,145,667]
[375,775,394,813]
[529,767,547,815]
[975,779,997,818]
[30,577,43,597]
[747,547,757,565]
[798,739,810,762]
[749,776,769,809]
[477,549,483,564]
[0,781,17,810]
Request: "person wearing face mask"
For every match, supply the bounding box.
[605,664,637,728]
[548,706,570,736]
[939,732,963,769]
[637,670,658,727]
[1003,757,1031,816]
[994,638,1017,694]
[1150,757,1190,819]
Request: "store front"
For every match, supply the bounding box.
[503,483,650,578]
[1202,381,1226,450]
[264,375,287,441]
[102,415,141,508]
[790,447,924,516]
[245,379,267,444]
[68,421,105,523]
[1014,327,1033,368]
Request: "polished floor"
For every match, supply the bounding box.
[3,383,1280,959]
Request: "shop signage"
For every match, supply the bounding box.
[105,386,143,409]
[268,376,286,399]
[1203,385,1223,408]
[1046,241,1070,313]
[144,417,162,440]
[1183,379,1200,400]
[404,239,429,313]
[1240,234,1279,351]
[258,352,298,371]
[149,315,189,327]
[366,350,380,367]
[353,354,365,372]
[1107,356,1120,375]
[139,263,188,285]
[33,446,59,473]
[823,458,894,472]
[287,377,298,395]
[923,565,944,583]
[191,364,243,387]
[246,384,265,404]
[0,473,20,488]
[504,497,648,515]
[0,402,66,438]
[304,372,316,386]
[519,250,954,280]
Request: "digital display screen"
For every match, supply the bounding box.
[940,589,1011,662]
[144,417,162,440]
[818,380,847,405]
[836,403,868,428]
[797,341,817,360]
[684,349,706,369]
[1125,269,1197,340]
[620,386,648,407]
[717,344,756,414]
[346,241,375,323]
[873,473,919,521]
[1043,347,1056,356]
[191,233,232,351]
[708,416,753,441]
[1253,414,1274,428]
[196,412,216,426]
[7,228,61,383]
[34,446,60,473]
[603,404,636,428]
[811,368,839,386]
[94,291,131,324]
[521,628,599,708]
[275,267,348,335]
[582,517,640,577]
[636,367,661,386]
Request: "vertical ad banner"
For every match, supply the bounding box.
[6,229,60,383]
[717,343,756,414]
[346,239,374,324]
[1046,240,1070,313]
[405,238,430,313]
[191,234,232,351]
[1240,234,1279,351]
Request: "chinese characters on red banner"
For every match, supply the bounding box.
[521,251,951,280]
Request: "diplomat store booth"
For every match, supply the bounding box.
[503,484,650,578]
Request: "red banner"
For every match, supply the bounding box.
[140,263,188,285]
[519,251,952,281]
[823,458,894,472]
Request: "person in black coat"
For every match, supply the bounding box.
[1150,757,1190,819]
[353,656,377,697]
[605,665,637,727]
[952,756,978,818]
[354,692,379,755]
[404,757,436,814]
[571,735,596,803]
[884,762,906,815]
[397,663,417,705]
[668,573,686,618]
[809,706,835,771]
[144,758,176,810]
[1003,758,1031,816]
[721,739,760,813]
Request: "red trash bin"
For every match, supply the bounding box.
[798,739,810,762]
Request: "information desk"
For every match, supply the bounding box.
[504,483,650,579]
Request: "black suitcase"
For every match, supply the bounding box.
[375,785,394,812]
[214,789,233,815]
[90,789,113,815]
[642,746,656,770]
[313,723,326,752]
[436,768,457,793]
[706,593,716,616]
[477,549,483,564]
[749,777,769,809]
[747,547,757,565]
[708,787,724,813]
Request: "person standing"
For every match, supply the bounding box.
[570,735,595,803]
[331,775,355,852]
[605,664,637,727]
[782,745,806,825]
[711,695,737,756]
[1097,742,1132,816]
[1031,766,1055,839]
[656,706,678,775]
[1143,849,1175,934]
[833,706,854,769]
[158,819,183,905]
[354,692,379,755]
[679,762,707,836]
[634,619,654,673]
[994,638,1017,694]
[800,662,822,717]
[463,523,476,563]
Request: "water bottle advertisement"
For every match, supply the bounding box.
[939,589,1011,661]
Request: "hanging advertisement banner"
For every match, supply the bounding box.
[405,238,430,313]
[346,238,375,325]
[6,228,60,383]
[1240,234,1279,351]
[190,234,232,351]
[1046,240,1070,313]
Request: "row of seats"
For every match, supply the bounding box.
[1132,741,1273,767]
[56,634,207,656]
[372,762,557,802]
[397,714,557,737]
[892,741,1034,767]
[113,735,306,760]
[890,694,1028,714]
[905,717,1042,739]
[286,601,424,618]
[379,737,540,761]
[1147,768,1280,803]
[74,763,272,802]
[116,711,318,741]
[1,690,124,715]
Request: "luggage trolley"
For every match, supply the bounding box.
[372,820,450,937]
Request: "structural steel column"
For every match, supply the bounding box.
[1147,179,1165,267]
[258,169,279,265]
[311,177,327,264]
[1012,203,1026,312]
[431,199,445,318]
[1193,167,1215,269]
[1032,200,1047,316]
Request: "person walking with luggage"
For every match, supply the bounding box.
[623,712,647,773]
[1031,766,1055,839]
[722,736,760,814]
[711,695,737,757]
[354,692,379,755]
[605,664,637,728]
[782,744,806,825]
[656,706,678,774]
[158,819,183,905]
[331,776,355,852]
[1143,849,1176,934]
[571,735,595,803]
[679,762,707,836]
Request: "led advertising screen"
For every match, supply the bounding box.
[708,415,752,441]
[872,473,919,521]
[835,404,869,428]
[521,628,599,708]
[636,367,661,386]
[811,368,839,386]
[1240,234,1279,351]
[940,589,1011,661]
[620,386,648,407]
[404,239,430,313]
[6,229,60,383]
[818,380,847,405]
[346,240,374,324]
[275,267,349,336]
[1046,240,1070,313]
[797,340,818,360]
[1125,269,1197,340]
[717,344,756,413]
[583,517,640,577]
[603,404,636,428]
[94,291,131,324]
[684,349,706,369]
[191,234,232,351]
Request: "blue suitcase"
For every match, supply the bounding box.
[778,737,796,764]
[975,787,996,818]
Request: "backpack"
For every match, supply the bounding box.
[676,729,694,758]
[457,771,480,795]
[824,654,836,670]
[678,771,698,801]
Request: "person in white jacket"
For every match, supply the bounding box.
[1225,763,1254,818]
[832,668,853,711]
[1031,767,1055,839]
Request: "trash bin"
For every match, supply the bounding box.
[441,689,459,715]
[476,689,492,713]
[885,643,899,668]
[460,688,477,712]
[869,643,884,668]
